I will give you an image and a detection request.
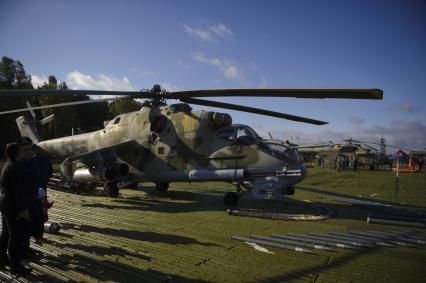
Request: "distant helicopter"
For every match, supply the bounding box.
[296,140,379,161]
[295,138,416,169]
[0,86,383,205]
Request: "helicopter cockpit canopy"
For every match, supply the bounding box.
[216,125,302,162]
[264,142,302,163]
[216,124,261,143]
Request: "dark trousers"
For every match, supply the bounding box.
[0,209,30,268]
[32,200,45,239]
[22,201,43,252]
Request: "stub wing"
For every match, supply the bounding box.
[59,140,140,182]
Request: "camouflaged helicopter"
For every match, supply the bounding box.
[0,86,383,205]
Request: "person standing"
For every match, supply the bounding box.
[0,142,33,275]
[31,144,53,242]
[15,137,39,257]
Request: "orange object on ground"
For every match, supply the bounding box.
[396,167,421,173]
[393,157,421,173]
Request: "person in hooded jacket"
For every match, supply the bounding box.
[0,142,34,275]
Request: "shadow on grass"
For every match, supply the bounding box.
[51,180,426,224]
[51,240,152,261]
[27,248,212,283]
[60,223,218,246]
[75,188,384,222]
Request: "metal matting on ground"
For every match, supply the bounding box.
[232,230,426,253]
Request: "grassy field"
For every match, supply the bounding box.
[299,168,426,208]
[0,166,425,282]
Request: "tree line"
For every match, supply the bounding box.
[0,56,141,157]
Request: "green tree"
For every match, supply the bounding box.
[0,56,35,156]
[0,56,33,89]
[106,99,141,120]
[37,75,75,138]
[0,56,114,154]
[37,76,108,138]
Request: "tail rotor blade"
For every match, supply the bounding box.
[25,101,37,120]
[40,114,55,126]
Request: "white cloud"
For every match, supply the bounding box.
[183,23,232,42]
[209,23,233,37]
[252,121,426,152]
[30,74,48,88]
[349,116,365,125]
[193,53,246,84]
[223,66,239,79]
[177,59,191,69]
[259,77,268,88]
[183,24,214,41]
[66,71,137,91]
[389,103,420,113]
[248,62,258,70]
[161,82,179,92]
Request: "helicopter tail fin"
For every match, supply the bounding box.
[16,116,42,143]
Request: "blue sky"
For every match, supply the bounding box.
[1,0,425,150]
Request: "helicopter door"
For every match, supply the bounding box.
[209,127,240,169]
[150,115,181,169]
[231,125,261,168]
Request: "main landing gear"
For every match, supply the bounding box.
[104,181,119,198]
[156,182,169,192]
[223,192,240,206]
[224,183,244,206]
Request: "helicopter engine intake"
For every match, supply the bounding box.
[208,112,232,129]
[73,163,129,183]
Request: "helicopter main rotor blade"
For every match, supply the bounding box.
[0,89,145,97]
[349,139,414,151]
[180,97,328,125]
[0,96,128,115]
[0,88,384,100]
[170,88,383,100]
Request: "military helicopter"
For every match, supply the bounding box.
[296,140,379,161]
[0,86,383,205]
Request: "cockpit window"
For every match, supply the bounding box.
[235,125,260,140]
[217,125,260,142]
[265,142,302,162]
[113,117,121,125]
[217,128,234,141]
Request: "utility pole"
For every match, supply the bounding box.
[380,137,386,158]
[395,156,399,201]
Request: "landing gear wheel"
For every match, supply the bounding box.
[104,182,119,198]
[287,186,295,195]
[156,183,169,192]
[224,192,239,206]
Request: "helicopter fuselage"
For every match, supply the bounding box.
[34,103,306,199]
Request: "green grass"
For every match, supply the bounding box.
[1,162,426,282]
[298,168,426,208]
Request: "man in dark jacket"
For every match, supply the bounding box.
[0,142,33,275]
[31,144,53,241]
[14,137,40,256]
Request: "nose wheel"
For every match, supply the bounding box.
[284,186,295,195]
[224,192,239,206]
[156,182,169,192]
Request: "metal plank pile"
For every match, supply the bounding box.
[232,230,426,254]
